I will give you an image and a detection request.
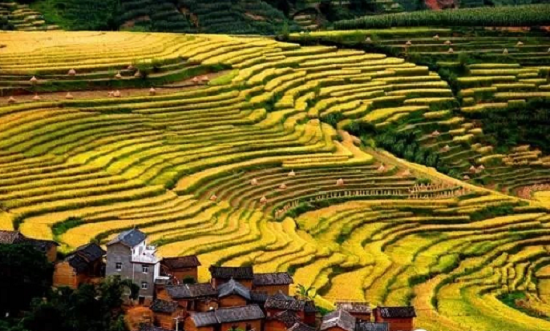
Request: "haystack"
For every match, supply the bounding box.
[463,175,470,180]
[65,92,74,99]
[336,178,344,186]
[108,91,114,97]
[134,70,141,78]
[433,34,440,40]
[149,87,156,96]
[478,164,485,171]
[516,41,524,47]
[279,183,287,190]
[68,68,76,76]
[441,145,450,152]
[113,90,121,98]
[431,130,440,137]
[377,164,386,172]
[127,64,135,71]
[115,71,123,79]
[288,170,296,177]
[405,40,412,46]
[7,96,16,104]
[201,75,209,83]
[469,165,477,173]
[401,169,412,177]
[444,40,452,45]
[365,37,372,43]
[192,77,200,84]
[503,48,509,55]
[251,178,258,185]
[33,94,41,101]
[448,48,454,54]
[210,194,217,201]
[260,196,267,204]
[30,76,38,84]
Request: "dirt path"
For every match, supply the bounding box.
[0,70,229,104]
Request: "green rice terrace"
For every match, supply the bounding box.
[2,3,550,331]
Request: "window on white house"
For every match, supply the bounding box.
[142,265,148,273]
[141,282,148,290]
[115,262,122,271]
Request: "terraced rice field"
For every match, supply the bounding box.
[1,31,550,330]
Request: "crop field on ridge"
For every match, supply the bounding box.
[1,28,550,330]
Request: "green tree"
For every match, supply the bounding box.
[0,243,54,317]
[20,276,139,331]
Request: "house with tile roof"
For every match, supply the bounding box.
[159,282,219,312]
[161,255,201,282]
[264,292,317,326]
[185,304,265,331]
[0,230,58,262]
[210,266,255,289]
[106,228,167,304]
[150,299,182,330]
[335,302,371,322]
[253,272,294,295]
[373,307,416,331]
[53,243,105,289]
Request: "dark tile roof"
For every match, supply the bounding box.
[253,272,293,286]
[166,283,217,299]
[0,231,58,251]
[355,322,389,331]
[288,322,316,331]
[73,243,105,263]
[139,325,172,331]
[218,278,251,300]
[66,254,90,273]
[191,310,218,327]
[150,299,179,314]
[209,266,254,280]
[269,310,301,327]
[162,255,201,269]
[320,309,356,331]
[376,306,416,319]
[335,302,371,314]
[264,292,316,314]
[250,291,269,304]
[107,229,146,248]
[191,305,265,327]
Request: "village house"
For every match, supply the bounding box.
[161,255,201,282]
[0,230,58,262]
[373,307,416,331]
[264,310,301,331]
[105,228,167,304]
[264,292,317,326]
[53,243,105,289]
[319,309,356,331]
[160,282,218,312]
[184,304,265,331]
[252,272,294,295]
[210,266,254,289]
[335,302,371,322]
[218,278,251,308]
[150,299,182,330]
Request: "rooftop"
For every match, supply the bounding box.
[376,306,416,319]
[166,283,217,299]
[107,228,146,248]
[218,278,251,300]
[335,302,371,314]
[162,255,201,269]
[320,309,356,331]
[209,266,254,280]
[150,299,180,314]
[190,304,265,327]
[253,272,293,286]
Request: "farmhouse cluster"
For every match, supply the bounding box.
[1,228,416,331]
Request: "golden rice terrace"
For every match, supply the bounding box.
[1,30,550,331]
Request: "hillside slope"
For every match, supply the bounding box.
[1,31,550,330]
